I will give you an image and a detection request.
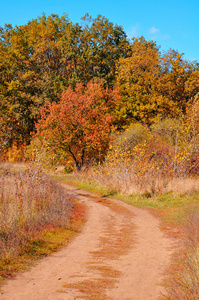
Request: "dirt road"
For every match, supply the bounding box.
[0,185,174,299]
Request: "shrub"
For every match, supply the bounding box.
[79,116,199,195]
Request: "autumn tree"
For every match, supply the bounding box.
[116,37,162,126]
[1,13,199,157]
[116,37,199,127]
[0,15,75,147]
[76,14,130,87]
[0,14,129,151]
[158,49,199,114]
[34,81,119,169]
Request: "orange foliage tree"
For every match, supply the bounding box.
[116,37,199,127]
[34,81,119,169]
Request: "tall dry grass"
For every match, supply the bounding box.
[77,162,199,196]
[163,210,199,299]
[0,163,73,260]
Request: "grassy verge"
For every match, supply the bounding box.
[51,172,199,216]
[0,199,86,283]
[0,163,87,283]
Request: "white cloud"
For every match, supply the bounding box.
[149,27,159,35]
[127,24,140,39]
[179,31,187,37]
[161,34,170,40]
[149,26,170,40]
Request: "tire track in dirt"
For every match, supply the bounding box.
[0,185,174,300]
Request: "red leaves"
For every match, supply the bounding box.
[35,81,120,169]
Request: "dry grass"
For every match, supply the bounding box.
[167,178,199,194]
[0,162,75,280]
[64,278,116,299]
[74,161,199,197]
[162,210,199,299]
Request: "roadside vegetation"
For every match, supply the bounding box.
[0,163,86,282]
[162,211,199,300]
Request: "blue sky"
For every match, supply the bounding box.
[1,0,199,62]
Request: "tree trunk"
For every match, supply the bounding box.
[68,146,85,171]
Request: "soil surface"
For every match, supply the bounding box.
[0,184,174,300]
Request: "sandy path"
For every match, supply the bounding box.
[0,185,174,300]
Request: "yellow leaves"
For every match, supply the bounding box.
[20,70,35,80]
[7,141,25,162]
[7,80,20,91]
[105,116,199,183]
[116,39,199,126]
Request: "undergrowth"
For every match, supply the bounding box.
[0,163,86,281]
[162,210,199,299]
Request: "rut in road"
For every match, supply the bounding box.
[0,185,174,300]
